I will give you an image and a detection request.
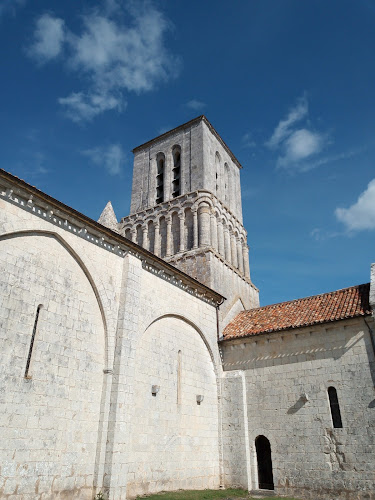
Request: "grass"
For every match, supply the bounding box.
[135,490,248,500]
[135,489,298,500]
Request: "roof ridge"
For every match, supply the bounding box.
[245,283,370,313]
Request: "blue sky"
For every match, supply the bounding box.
[1,0,374,305]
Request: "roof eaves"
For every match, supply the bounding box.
[220,309,372,342]
[0,168,225,305]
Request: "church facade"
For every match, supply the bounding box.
[0,116,374,500]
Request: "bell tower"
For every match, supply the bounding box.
[118,116,259,323]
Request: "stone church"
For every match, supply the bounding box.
[1,115,374,500]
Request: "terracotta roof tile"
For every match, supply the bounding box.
[222,283,372,341]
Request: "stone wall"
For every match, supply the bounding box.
[167,249,259,324]
[129,117,243,222]
[201,120,242,222]
[221,318,375,499]
[0,194,124,499]
[124,248,223,498]
[127,316,219,498]
[0,176,223,500]
[221,372,249,489]
[120,189,259,323]
[130,120,203,213]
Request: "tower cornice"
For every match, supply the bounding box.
[132,115,243,170]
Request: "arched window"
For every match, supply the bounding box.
[172,146,181,198]
[215,152,221,196]
[159,216,167,257]
[171,212,180,254]
[147,221,155,254]
[328,386,343,428]
[136,224,143,247]
[156,153,165,204]
[184,208,194,250]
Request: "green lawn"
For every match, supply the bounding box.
[135,490,248,500]
[135,489,297,500]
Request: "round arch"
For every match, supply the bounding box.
[0,229,110,367]
[142,313,218,376]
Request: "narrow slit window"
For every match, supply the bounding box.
[25,304,42,378]
[328,386,343,428]
[172,148,181,198]
[177,350,182,404]
[156,154,165,204]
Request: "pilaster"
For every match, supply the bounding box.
[103,254,142,500]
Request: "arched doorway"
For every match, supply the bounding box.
[255,435,274,490]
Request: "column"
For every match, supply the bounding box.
[237,238,244,273]
[192,209,198,249]
[242,243,250,278]
[166,215,172,256]
[210,212,218,251]
[154,221,160,257]
[198,202,211,247]
[142,224,149,251]
[130,227,136,243]
[217,219,225,257]
[224,226,231,263]
[179,211,185,252]
[231,232,238,268]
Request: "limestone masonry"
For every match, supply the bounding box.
[0,115,374,500]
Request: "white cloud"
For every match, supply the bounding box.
[186,99,206,111]
[266,95,308,149]
[58,91,124,123]
[28,3,178,122]
[82,144,125,175]
[28,14,65,63]
[277,128,325,169]
[296,149,360,173]
[265,94,330,172]
[335,179,375,231]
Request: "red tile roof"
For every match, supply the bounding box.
[222,283,372,341]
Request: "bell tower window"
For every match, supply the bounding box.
[156,153,165,204]
[172,147,181,198]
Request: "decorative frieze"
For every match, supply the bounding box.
[0,177,222,306]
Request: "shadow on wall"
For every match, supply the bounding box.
[287,395,308,415]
